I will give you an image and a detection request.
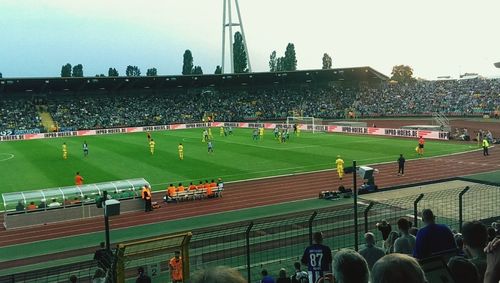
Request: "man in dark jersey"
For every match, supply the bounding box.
[301,232,332,283]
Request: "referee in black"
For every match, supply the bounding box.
[397,154,406,176]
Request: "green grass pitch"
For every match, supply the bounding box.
[0,128,474,195]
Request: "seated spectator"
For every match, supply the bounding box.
[332,249,369,283]
[447,256,480,283]
[394,218,416,255]
[413,209,457,259]
[261,269,275,283]
[177,183,185,193]
[359,232,385,270]
[376,220,392,241]
[15,201,25,211]
[70,197,81,205]
[371,254,426,283]
[188,182,197,191]
[190,266,246,283]
[277,268,291,283]
[210,179,217,189]
[27,201,37,210]
[48,198,61,208]
[462,221,488,281]
[38,200,46,209]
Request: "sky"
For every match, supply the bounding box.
[0,0,499,79]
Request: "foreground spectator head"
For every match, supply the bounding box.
[447,256,480,283]
[69,275,78,283]
[313,232,324,244]
[422,209,436,225]
[397,218,411,233]
[364,232,376,246]
[278,268,287,278]
[371,254,426,283]
[462,221,488,252]
[190,266,246,283]
[332,249,369,283]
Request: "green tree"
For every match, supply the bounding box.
[72,64,83,77]
[182,50,194,75]
[126,65,141,76]
[391,65,415,84]
[322,53,332,69]
[146,68,158,76]
[214,65,222,74]
[192,66,203,75]
[61,63,72,77]
[0,72,2,78]
[233,31,248,73]
[269,50,277,72]
[283,43,297,71]
[276,57,285,72]
[95,74,105,77]
[108,68,119,76]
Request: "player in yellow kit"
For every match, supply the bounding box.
[149,139,155,155]
[336,155,345,180]
[208,128,213,140]
[178,143,184,160]
[62,142,68,159]
[259,127,264,140]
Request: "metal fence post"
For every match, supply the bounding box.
[364,202,375,234]
[246,221,254,283]
[413,194,424,228]
[308,211,318,245]
[458,186,470,233]
[353,160,358,251]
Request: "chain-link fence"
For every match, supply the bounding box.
[2,180,499,283]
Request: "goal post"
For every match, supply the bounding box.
[286,116,322,133]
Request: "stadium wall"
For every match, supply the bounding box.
[0,121,449,142]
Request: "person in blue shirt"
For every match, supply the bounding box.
[413,209,457,259]
[261,269,275,283]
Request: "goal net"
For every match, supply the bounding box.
[286,116,323,133]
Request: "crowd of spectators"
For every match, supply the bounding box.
[198,210,499,283]
[0,98,42,133]
[1,77,499,133]
[354,78,500,117]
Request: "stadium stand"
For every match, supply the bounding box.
[1,69,499,134]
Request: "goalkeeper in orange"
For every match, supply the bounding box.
[335,155,345,180]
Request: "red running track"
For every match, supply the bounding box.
[1,147,498,248]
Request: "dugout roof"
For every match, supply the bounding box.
[0,67,388,95]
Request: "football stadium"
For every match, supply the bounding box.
[1,1,500,283]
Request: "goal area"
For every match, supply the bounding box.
[286,116,323,133]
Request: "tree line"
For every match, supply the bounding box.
[4,34,412,82]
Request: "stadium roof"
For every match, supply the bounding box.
[0,67,388,94]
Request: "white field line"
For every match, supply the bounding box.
[0,153,14,162]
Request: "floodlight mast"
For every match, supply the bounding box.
[221,0,252,74]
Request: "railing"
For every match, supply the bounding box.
[1,181,499,283]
